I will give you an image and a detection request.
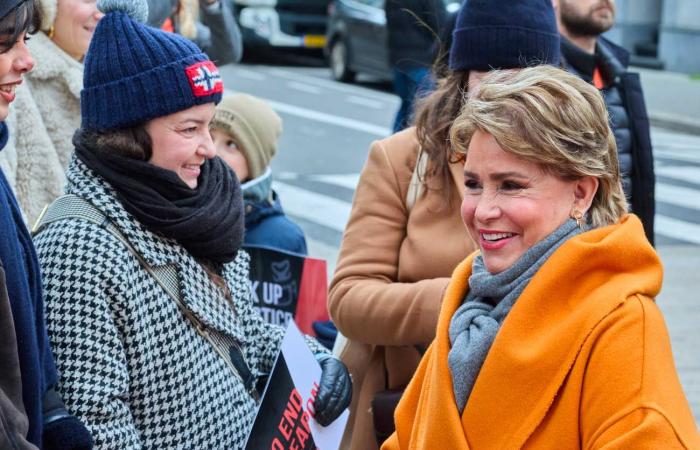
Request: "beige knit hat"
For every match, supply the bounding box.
[37,0,57,32]
[211,93,283,180]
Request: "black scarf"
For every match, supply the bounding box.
[74,133,244,265]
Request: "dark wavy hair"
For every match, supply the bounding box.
[0,0,41,53]
[413,70,469,207]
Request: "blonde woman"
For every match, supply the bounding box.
[328,0,561,448]
[384,66,700,449]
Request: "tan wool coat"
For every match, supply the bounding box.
[329,127,477,450]
[0,32,82,226]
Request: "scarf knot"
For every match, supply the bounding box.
[448,219,582,413]
[74,132,244,264]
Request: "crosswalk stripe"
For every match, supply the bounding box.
[656,183,700,211]
[655,215,700,245]
[224,89,392,137]
[308,174,361,190]
[273,181,352,233]
[655,149,700,164]
[656,166,700,186]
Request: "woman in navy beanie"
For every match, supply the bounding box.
[329,0,560,448]
[32,0,352,447]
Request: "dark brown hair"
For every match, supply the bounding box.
[76,125,154,161]
[413,70,469,205]
[0,0,41,53]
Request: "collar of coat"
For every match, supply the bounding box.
[64,156,252,343]
[391,215,662,449]
[27,31,83,99]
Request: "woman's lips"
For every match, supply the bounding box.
[0,80,21,103]
[182,164,201,178]
[479,231,516,250]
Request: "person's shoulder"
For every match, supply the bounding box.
[370,127,420,169]
[598,36,630,67]
[34,214,132,265]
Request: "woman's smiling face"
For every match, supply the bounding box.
[146,103,217,189]
[460,130,580,274]
[50,0,103,60]
[0,31,34,120]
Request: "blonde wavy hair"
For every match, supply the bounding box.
[449,66,628,228]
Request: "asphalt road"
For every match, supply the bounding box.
[221,52,700,422]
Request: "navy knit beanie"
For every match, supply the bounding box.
[449,0,560,72]
[81,0,223,131]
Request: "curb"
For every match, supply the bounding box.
[649,111,700,136]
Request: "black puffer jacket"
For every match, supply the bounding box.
[561,37,655,245]
[385,0,447,68]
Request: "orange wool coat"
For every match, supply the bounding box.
[383,215,700,449]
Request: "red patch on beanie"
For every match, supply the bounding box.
[186,61,224,97]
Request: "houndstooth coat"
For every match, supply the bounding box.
[34,157,325,449]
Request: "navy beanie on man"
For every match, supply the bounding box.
[449,0,560,71]
[81,0,223,131]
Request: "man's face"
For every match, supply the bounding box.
[559,0,616,37]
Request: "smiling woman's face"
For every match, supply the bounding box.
[51,0,103,60]
[0,31,34,120]
[146,103,217,189]
[460,130,580,274]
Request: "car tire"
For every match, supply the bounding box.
[329,38,356,83]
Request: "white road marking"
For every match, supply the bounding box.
[266,99,392,137]
[656,166,700,185]
[225,89,391,136]
[233,68,267,81]
[345,95,386,109]
[308,173,361,190]
[656,183,700,211]
[655,149,700,165]
[273,181,352,233]
[655,215,700,245]
[286,81,323,95]
[262,66,397,102]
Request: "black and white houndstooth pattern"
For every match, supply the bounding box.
[34,157,326,449]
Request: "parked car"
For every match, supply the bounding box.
[325,0,460,82]
[233,0,331,50]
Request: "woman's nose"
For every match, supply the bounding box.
[14,40,35,73]
[199,134,217,159]
[474,192,502,222]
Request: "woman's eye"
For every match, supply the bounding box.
[182,126,197,134]
[501,181,525,191]
[226,140,239,150]
[464,180,481,191]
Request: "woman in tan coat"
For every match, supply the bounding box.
[328,0,562,448]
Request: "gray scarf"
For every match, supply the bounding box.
[241,167,273,203]
[448,219,582,413]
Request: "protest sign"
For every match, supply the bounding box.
[244,245,329,336]
[244,323,349,450]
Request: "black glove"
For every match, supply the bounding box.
[313,354,352,427]
[43,388,93,450]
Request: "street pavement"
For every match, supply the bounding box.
[221,59,700,423]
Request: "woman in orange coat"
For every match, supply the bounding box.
[329,0,561,448]
[383,66,700,449]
